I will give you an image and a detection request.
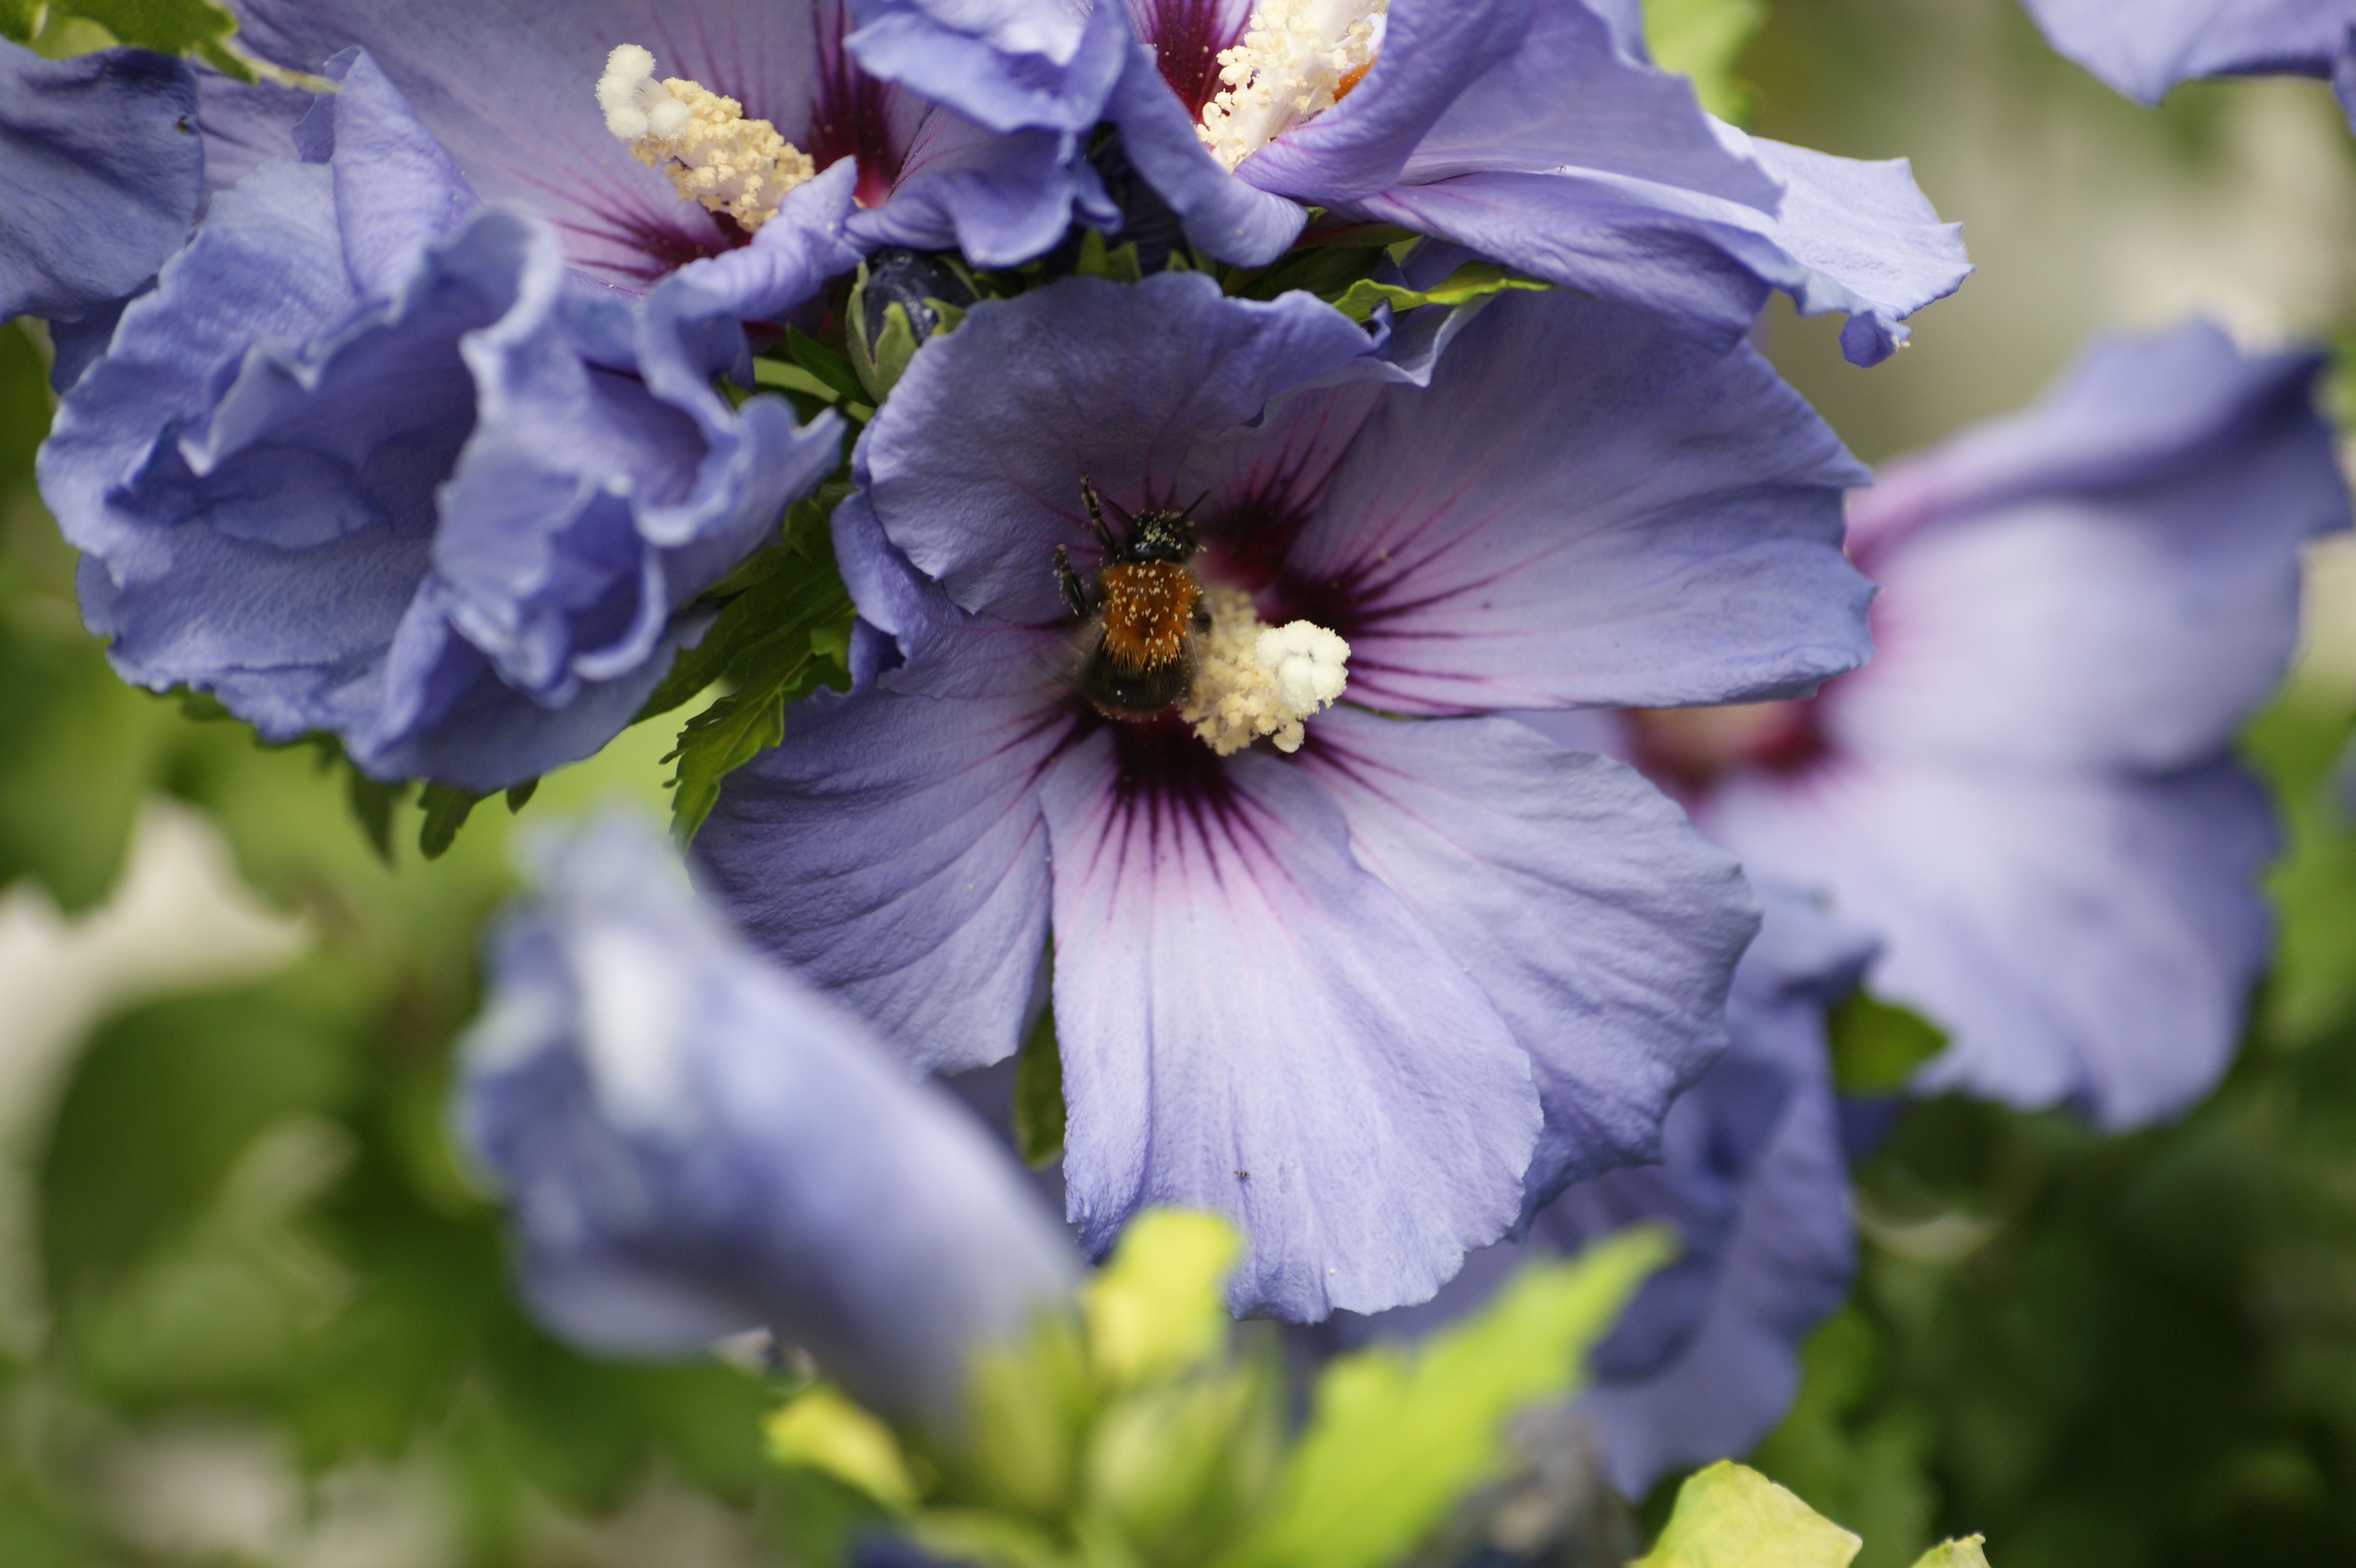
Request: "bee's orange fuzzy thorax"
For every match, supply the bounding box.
[1097,561,1201,671]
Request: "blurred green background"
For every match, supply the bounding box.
[5,0,2356,1563]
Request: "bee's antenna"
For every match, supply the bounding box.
[1078,475,1120,556]
[1178,489,1211,521]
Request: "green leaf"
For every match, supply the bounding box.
[637,486,852,723]
[39,965,362,1321]
[786,325,871,408]
[1643,0,1768,124]
[1013,1001,1067,1167]
[416,783,487,860]
[1908,1539,1992,1568]
[1071,228,1146,285]
[1327,261,1550,325]
[1632,1461,1862,1568]
[39,0,248,73]
[1825,990,1948,1094]
[1216,1226,1672,1568]
[1,0,37,43]
[1083,1210,1240,1388]
[1227,236,1392,304]
[664,662,797,846]
[343,763,408,865]
[2244,686,2356,1043]
[505,777,540,813]
[655,493,857,842]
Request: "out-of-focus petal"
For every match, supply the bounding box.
[1711,757,2275,1128]
[1834,324,2346,772]
[1568,888,1866,1494]
[459,814,1082,1432]
[2018,0,2354,103]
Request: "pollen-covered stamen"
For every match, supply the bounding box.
[1196,0,1386,171]
[596,44,816,232]
[1182,585,1350,755]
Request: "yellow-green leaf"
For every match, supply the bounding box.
[764,1385,921,1512]
[1909,1537,1992,1568]
[1633,1461,1862,1568]
[1329,260,1549,324]
[1643,0,1767,124]
[1216,1226,1672,1568]
[1083,1209,1240,1387]
[40,0,246,73]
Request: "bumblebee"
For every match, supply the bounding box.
[1055,478,1209,719]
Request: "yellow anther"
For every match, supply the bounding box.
[596,44,816,232]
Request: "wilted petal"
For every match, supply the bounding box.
[673,160,867,320]
[43,60,827,792]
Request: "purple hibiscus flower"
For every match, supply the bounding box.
[38,54,840,791]
[1322,885,1870,1499]
[0,36,203,328]
[691,270,1877,1321]
[459,813,1082,1433]
[846,0,1971,364]
[1531,321,2351,1130]
[2017,0,2356,127]
[224,0,1114,320]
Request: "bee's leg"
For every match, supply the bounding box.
[1054,545,1089,620]
[1079,474,1121,556]
[1191,597,1212,632]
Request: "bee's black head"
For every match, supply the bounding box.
[1122,507,1199,565]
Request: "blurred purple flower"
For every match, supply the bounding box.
[38,55,840,791]
[1325,886,1871,1498]
[692,271,1876,1321]
[849,0,1971,364]
[0,36,201,326]
[1538,321,2351,1129]
[458,813,1082,1433]
[2019,0,2356,125]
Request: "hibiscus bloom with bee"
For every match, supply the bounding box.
[693,270,1877,1321]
